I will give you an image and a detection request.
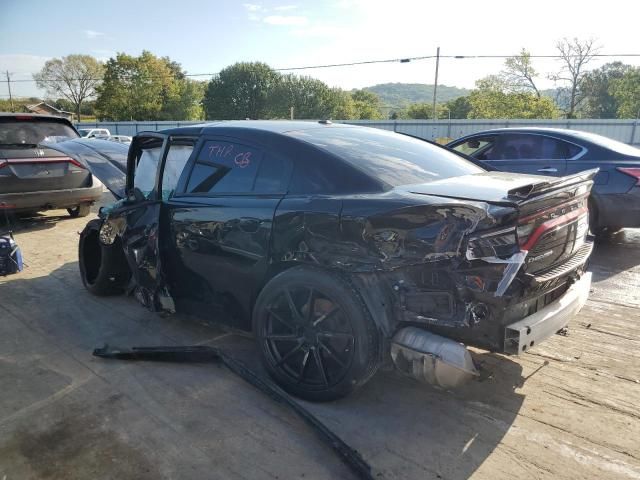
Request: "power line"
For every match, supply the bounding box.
[5,52,640,83]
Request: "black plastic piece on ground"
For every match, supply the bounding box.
[93,344,375,480]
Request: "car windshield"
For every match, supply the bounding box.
[0,120,79,146]
[288,127,484,187]
[569,130,640,157]
[78,129,91,137]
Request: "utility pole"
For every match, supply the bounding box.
[432,47,440,122]
[6,71,14,112]
[290,106,294,120]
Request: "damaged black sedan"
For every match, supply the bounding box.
[75,121,595,401]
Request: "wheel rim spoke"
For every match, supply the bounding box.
[297,349,310,383]
[284,288,303,324]
[317,331,355,341]
[266,307,296,331]
[265,333,301,341]
[276,339,304,367]
[312,307,339,327]
[319,340,348,369]
[312,347,329,386]
[305,288,315,323]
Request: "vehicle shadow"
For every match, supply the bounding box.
[1,260,526,480]
[0,211,76,234]
[589,228,640,283]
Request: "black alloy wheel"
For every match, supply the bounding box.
[254,266,380,401]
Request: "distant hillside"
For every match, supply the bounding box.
[362,83,471,108]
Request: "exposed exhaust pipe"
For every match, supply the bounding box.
[391,327,479,389]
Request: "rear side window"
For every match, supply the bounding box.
[288,127,483,187]
[186,140,261,194]
[253,153,293,193]
[0,120,78,145]
[488,134,582,160]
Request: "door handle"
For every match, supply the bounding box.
[537,167,558,173]
[238,217,260,233]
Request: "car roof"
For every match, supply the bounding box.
[155,120,353,137]
[458,127,594,138]
[0,112,73,122]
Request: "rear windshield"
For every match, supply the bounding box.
[288,127,484,187]
[569,130,640,157]
[0,119,79,145]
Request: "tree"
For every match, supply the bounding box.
[445,96,471,119]
[33,54,103,121]
[549,38,600,118]
[610,67,640,118]
[350,89,383,119]
[467,76,560,119]
[95,51,200,121]
[271,74,338,119]
[204,62,280,120]
[502,49,540,97]
[581,62,632,118]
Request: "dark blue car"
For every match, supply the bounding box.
[447,128,640,235]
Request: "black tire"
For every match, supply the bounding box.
[68,203,91,218]
[78,219,130,295]
[253,266,380,401]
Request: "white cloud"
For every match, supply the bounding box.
[83,29,105,39]
[242,3,263,11]
[263,15,308,26]
[274,4,297,11]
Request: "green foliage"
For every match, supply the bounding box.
[502,49,540,97]
[581,62,632,118]
[204,62,280,120]
[270,74,338,119]
[610,67,640,118]
[445,96,471,119]
[363,83,470,108]
[350,89,383,119]
[203,63,375,120]
[467,76,560,119]
[0,97,41,112]
[95,51,202,121]
[33,54,103,120]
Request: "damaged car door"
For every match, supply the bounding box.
[108,133,181,312]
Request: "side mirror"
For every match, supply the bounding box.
[467,140,480,148]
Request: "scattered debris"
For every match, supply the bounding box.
[93,344,376,480]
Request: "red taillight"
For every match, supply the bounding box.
[617,167,640,185]
[1,156,85,169]
[519,206,588,251]
[14,115,35,121]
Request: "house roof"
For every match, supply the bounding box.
[25,102,73,116]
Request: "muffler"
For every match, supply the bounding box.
[390,327,479,389]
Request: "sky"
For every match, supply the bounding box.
[1,0,640,101]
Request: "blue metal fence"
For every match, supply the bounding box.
[76,119,640,145]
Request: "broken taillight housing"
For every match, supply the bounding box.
[617,167,640,185]
[466,227,519,259]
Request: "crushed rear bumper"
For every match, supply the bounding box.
[0,178,103,212]
[503,271,591,354]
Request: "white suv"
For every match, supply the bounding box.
[78,128,111,139]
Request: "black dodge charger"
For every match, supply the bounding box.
[64,121,596,401]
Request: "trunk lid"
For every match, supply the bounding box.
[407,169,597,275]
[45,139,128,200]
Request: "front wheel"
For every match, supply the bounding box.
[78,219,130,295]
[253,266,380,401]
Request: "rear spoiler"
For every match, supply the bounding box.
[507,168,599,200]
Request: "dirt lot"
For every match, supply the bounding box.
[1,196,639,480]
